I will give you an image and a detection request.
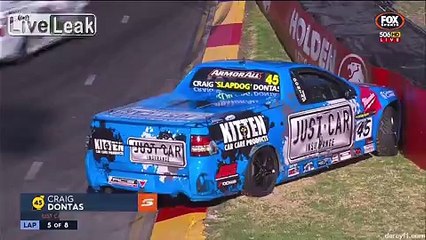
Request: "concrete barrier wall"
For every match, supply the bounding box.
[257,1,425,169]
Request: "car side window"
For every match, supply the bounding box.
[291,70,347,104]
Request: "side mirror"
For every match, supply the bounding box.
[344,88,356,100]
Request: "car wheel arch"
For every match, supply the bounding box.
[248,144,282,174]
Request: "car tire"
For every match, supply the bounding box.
[375,106,399,156]
[243,147,279,197]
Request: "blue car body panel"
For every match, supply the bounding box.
[85,60,400,201]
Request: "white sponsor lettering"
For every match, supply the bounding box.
[220,179,238,187]
[292,77,307,102]
[193,80,214,88]
[209,69,263,79]
[219,115,269,151]
[253,84,280,92]
[289,9,336,72]
[380,90,396,99]
[94,139,124,155]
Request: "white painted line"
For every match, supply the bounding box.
[121,15,130,24]
[84,74,96,86]
[24,161,44,180]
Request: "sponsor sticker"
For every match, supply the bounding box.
[108,176,139,188]
[318,158,329,167]
[364,143,375,154]
[209,69,263,80]
[292,77,307,102]
[128,138,186,167]
[339,150,352,161]
[331,154,340,164]
[219,115,269,151]
[354,148,362,157]
[380,90,396,99]
[225,114,236,121]
[355,117,373,141]
[288,104,354,163]
[94,139,124,155]
[215,163,239,188]
[355,112,374,119]
[303,161,315,173]
[288,164,300,177]
[360,87,381,113]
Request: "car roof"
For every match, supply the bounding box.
[195,59,315,72]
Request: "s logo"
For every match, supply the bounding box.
[137,193,157,212]
[141,198,154,207]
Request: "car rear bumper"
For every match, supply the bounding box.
[85,153,238,202]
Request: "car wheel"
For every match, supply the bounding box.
[243,147,279,197]
[375,107,399,156]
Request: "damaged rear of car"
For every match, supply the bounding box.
[85,61,282,201]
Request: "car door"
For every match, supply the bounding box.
[286,67,357,165]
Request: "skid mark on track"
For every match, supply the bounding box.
[24,161,44,180]
[84,74,97,86]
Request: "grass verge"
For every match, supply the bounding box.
[205,2,426,240]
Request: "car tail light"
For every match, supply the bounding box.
[190,135,217,157]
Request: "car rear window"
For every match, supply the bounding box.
[190,67,281,95]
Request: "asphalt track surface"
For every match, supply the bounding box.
[0,1,207,240]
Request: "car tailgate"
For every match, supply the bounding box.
[87,109,213,176]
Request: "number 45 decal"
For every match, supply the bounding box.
[356,117,372,141]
